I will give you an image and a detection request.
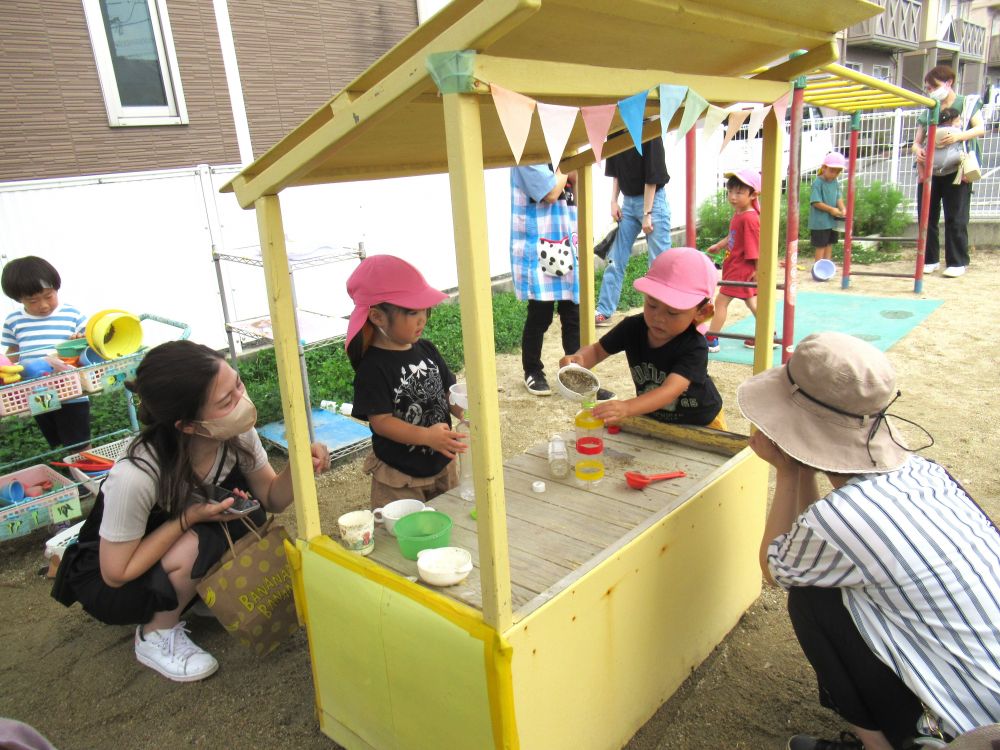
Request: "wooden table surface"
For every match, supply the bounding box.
[365,427,736,620]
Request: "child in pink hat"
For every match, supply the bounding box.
[345,255,466,508]
[559,247,726,429]
[704,169,764,351]
[809,152,847,265]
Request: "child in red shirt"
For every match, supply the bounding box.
[705,170,762,351]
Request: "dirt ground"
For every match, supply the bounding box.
[1,251,997,750]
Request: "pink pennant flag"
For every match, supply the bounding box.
[770,91,790,128]
[536,102,579,169]
[580,104,616,162]
[746,106,769,140]
[701,105,728,142]
[720,110,751,151]
[490,83,536,164]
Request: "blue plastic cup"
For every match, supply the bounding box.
[0,480,25,504]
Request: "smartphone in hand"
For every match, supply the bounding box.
[208,485,260,516]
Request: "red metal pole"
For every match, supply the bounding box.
[841,118,859,289]
[782,84,804,364]
[686,128,696,247]
[915,115,938,294]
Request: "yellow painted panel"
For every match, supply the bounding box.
[506,450,769,750]
[302,542,498,750]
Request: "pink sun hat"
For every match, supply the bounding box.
[345,255,448,346]
[633,247,719,310]
[822,151,848,169]
[724,168,762,212]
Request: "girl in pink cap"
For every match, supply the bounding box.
[345,255,466,508]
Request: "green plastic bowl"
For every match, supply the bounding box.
[55,339,89,357]
[393,510,453,560]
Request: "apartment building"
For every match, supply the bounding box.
[840,0,989,95]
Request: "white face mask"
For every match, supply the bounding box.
[190,392,257,440]
[928,85,950,102]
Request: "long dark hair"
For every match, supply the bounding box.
[125,341,254,518]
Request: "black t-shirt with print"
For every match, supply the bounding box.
[599,314,722,425]
[352,340,456,477]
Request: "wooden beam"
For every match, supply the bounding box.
[254,195,322,540]
[577,164,596,346]
[473,55,789,105]
[752,41,839,82]
[619,415,749,457]
[559,119,665,175]
[442,91,513,632]
[754,106,782,375]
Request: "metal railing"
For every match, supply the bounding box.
[717,105,1000,220]
[957,17,988,60]
[846,0,921,49]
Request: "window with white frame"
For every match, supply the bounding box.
[844,61,862,72]
[82,0,188,127]
[873,64,891,81]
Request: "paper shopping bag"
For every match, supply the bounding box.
[196,517,299,655]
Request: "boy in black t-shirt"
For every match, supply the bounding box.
[560,247,726,428]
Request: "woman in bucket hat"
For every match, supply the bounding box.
[346,255,466,508]
[738,332,1000,750]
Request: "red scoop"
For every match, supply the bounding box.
[624,470,686,489]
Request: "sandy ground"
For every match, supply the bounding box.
[1,251,997,750]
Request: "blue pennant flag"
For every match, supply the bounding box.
[618,90,649,154]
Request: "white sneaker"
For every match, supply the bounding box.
[923,263,939,273]
[135,622,219,682]
[942,266,966,277]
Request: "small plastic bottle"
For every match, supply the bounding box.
[547,434,570,478]
[574,400,605,487]
[457,411,475,501]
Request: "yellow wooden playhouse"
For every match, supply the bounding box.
[222,1,884,747]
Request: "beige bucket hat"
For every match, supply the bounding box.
[736,332,911,474]
[946,723,1000,749]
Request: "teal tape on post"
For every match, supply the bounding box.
[426,50,477,95]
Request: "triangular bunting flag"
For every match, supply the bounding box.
[702,105,728,142]
[771,91,790,127]
[720,110,751,151]
[618,90,649,154]
[537,102,579,170]
[490,83,536,164]
[746,106,769,140]
[676,89,708,143]
[580,104,616,162]
[658,84,687,140]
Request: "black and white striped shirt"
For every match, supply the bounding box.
[769,455,1000,737]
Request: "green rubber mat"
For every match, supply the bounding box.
[709,291,943,366]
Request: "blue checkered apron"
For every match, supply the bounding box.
[509,178,580,303]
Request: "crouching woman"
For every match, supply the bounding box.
[53,341,329,682]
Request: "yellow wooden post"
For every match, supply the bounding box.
[576,164,596,346]
[254,195,322,541]
[754,106,783,375]
[441,91,513,632]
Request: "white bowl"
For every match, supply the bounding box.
[416,546,473,587]
[374,498,429,536]
[448,382,469,410]
[554,364,601,402]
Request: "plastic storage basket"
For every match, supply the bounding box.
[64,436,133,496]
[0,371,83,417]
[77,352,143,394]
[0,464,80,542]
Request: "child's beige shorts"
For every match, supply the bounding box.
[362,452,458,509]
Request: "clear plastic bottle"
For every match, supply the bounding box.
[547,434,570,478]
[574,400,605,487]
[457,412,475,501]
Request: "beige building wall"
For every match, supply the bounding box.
[228,0,418,158]
[0,1,239,182]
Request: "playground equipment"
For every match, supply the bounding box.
[799,64,938,292]
[221,1,883,747]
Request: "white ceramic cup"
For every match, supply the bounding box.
[337,510,375,555]
[373,498,433,536]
